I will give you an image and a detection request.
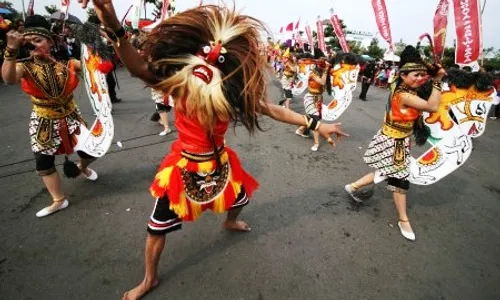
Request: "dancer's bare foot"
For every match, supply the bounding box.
[223,220,251,232]
[122,279,159,300]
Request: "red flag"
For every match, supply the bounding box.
[295,18,301,30]
[371,0,393,49]
[453,0,481,65]
[285,22,294,32]
[433,0,449,59]
[316,20,327,54]
[330,14,350,52]
[305,25,314,51]
[27,0,35,16]
[160,0,170,21]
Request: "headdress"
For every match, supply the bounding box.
[399,46,426,73]
[143,5,268,133]
[23,15,53,42]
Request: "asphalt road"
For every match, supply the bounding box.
[1,69,499,300]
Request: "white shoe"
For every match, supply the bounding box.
[311,144,319,152]
[36,200,69,218]
[295,129,308,138]
[159,128,172,136]
[489,117,497,120]
[344,184,363,203]
[398,220,416,241]
[82,168,98,181]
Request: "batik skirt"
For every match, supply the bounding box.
[363,130,411,179]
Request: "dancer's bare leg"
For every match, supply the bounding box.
[159,111,169,131]
[393,192,413,232]
[284,99,291,109]
[123,234,164,300]
[78,157,97,177]
[41,171,66,210]
[224,207,251,232]
[350,172,375,190]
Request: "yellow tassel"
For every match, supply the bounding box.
[213,195,226,213]
[190,202,203,219]
[176,158,188,168]
[155,166,174,188]
[198,161,214,173]
[170,193,189,218]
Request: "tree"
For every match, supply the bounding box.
[0,1,21,21]
[394,39,406,56]
[366,38,385,59]
[45,5,58,15]
[87,8,100,24]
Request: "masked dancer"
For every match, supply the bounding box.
[78,1,348,299]
[2,15,99,218]
[344,46,446,241]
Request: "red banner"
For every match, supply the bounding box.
[453,0,482,65]
[305,25,314,51]
[160,0,170,21]
[27,0,35,16]
[316,20,327,54]
[433,0,449,59]
[330,15,350,52]
[371,0,393,49]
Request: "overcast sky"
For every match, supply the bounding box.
[13,0,500,48]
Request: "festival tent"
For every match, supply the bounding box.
[383,52,400,62]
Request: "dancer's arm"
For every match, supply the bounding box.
[1,30,25,84]
[401,68,447,113]
[78,0,155,84]
[261,102,349,141]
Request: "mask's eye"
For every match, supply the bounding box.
[218,55,225,64]
[203,46,211,54]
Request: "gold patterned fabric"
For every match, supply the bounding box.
[19,57,84,155]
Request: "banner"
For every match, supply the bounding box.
[60,0,70,20]
[160,0,170,21]
[131,0,144,30]
[371,0,393,49]
[453,0,481,65]
[330,14,350,52]
[316,20,327,54]
[27,0,35,16]
[305,24,314,53]
[433,0,450,59]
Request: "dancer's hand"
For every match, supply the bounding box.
[318,123,349,147]
[6,30,24,49]
[77,0,120,30]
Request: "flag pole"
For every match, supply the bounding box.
[21,0,26,20]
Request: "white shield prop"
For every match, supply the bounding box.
[73,45,115,157]
[322,64,360,121]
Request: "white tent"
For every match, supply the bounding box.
[383,52,400,62]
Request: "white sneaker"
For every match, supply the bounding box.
[159,128,172,136]
[489,117,497,120]
[36,200,69,218]
[398,221,416,241]
[82,168,98,181]
[311,144,319,151]
[344,184,363,203]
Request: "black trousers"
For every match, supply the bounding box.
[359,80,371,99]
[106,72,117,101]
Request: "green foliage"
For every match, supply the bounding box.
[366,38,384,59]
[45,5,58,15]
[87,8,100,24]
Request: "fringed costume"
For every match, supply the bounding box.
[140,5,268,234]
